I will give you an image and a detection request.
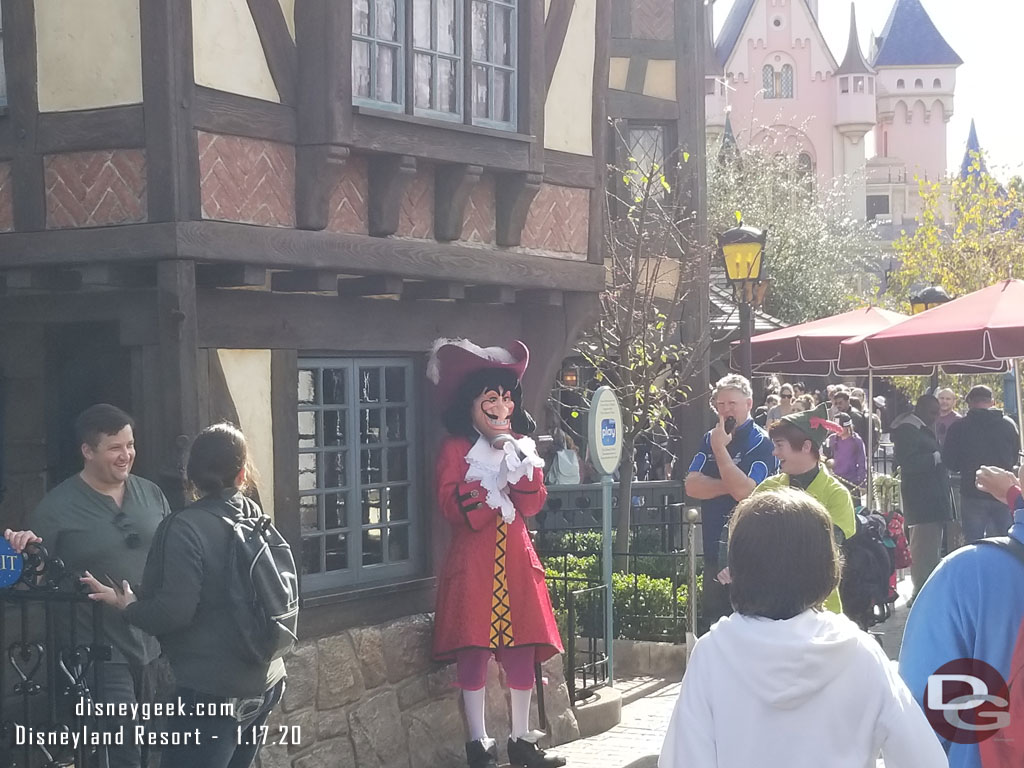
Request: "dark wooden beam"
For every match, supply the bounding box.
[76,264,156,288]
[368,154,417,237]
[543,151,597,189]
[524,0,545,171]
[465,285,517,304]
[156,260,201,506]
[351,111,532,172]
[196,264,268,288]
[295,145,350,231]
[36,105,146,154]
[611,0,631,37]
[590,0,611,266]
[296,0,350,144]
[336,275,404,297]
[3,0,45,231]
[270,269,339,293]
[434,164,483,242]
[246,0,298,105]
[495,172,543,247]
[3,268,82,292]
[271,349,300,544]
[517,289,564,306]
[607,91,679,120]
[545,0,576,91]
[611,38,674,59]
[141,0,200,221]
[193,87,297,143]
[625,56,649,94]
[0,221,607,292]
[402,281,466,301]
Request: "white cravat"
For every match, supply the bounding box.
[464,434,544,524]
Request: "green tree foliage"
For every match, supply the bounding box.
[888,151,1024,300]
[707,137,882,324]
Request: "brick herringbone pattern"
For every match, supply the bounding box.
[198,132,296,227]
[397,166,434,239]
[326,156,369,234]
[522,183,590,254]
[45,150,147,229]
[632,0,674,41]
[462,175,496,244]
[0,163,12,232]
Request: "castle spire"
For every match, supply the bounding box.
[959,120,988,181]
[836,3,874,76]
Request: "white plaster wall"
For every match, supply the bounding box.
[278,0,296,41]
[193,0,280,103]
[216,350,276,520]
[544,0,596,155]
[36,0,143,111]
[643,60,676,101]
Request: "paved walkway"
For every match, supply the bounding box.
[555,573,914,768]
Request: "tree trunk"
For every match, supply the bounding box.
[613,441,636,572]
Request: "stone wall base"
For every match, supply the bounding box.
[257,614,579,768]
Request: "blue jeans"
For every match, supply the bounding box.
[159,679,284,768]
[961,495,1013,543]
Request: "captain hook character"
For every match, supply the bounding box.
[427,338,566,768]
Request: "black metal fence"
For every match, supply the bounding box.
[1,546,115,768]
[534,481,699,702]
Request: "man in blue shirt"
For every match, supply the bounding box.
[686,374,778,632]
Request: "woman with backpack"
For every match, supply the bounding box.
[82,423,288,768]
[660,487,947,768]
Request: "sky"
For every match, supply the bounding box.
[712,0,1024,179]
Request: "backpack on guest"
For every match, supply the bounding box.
[840,512,895,631]
[205,504,300,665]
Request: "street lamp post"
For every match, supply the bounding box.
[910,285,952,391]
[718,222,769,382]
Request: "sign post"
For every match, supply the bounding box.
[587,386,623,684]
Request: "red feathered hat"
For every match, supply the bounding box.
[426,338,530,413]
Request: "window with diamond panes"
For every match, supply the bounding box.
[297,359,418,591]
[626,125,667,200]
[762,65,775,98]
[780,65,794,98]
[354,0,404,108]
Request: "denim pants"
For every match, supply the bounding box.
[961,495,1014,543]
[158,679,285,768]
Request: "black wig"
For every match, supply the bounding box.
[443,367,536,439]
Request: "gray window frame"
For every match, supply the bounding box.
[353,0,406,111]
[0,11,7,109]
[297,357,420,593]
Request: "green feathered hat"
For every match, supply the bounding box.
[778,402,843,446]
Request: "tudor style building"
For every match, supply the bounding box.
[0,0,609,762]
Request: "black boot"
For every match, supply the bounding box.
[507,736,566,768]
[466,739,498,768]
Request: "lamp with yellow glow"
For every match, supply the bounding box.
[719,222,768,382]
[909,285,951,315]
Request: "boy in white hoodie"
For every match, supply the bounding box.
[659,487,947,768]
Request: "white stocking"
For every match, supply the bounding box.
[463,687,488,743]
[510,686,533,740]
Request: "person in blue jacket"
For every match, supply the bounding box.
[898,463,1024,768]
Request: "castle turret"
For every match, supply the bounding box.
[872,0,961,184]
[833,4,875,220]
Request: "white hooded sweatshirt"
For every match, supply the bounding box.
[659,610,947,768]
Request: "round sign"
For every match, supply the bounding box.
[587,386,623,476]
[0,538,24,589]
[924,658,1010,744]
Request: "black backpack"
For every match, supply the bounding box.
[205,504,300,665]
[840,513,894,631]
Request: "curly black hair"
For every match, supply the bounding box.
[442,367,536,439]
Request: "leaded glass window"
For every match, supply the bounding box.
[780,64,794,98]
[353,0,404,107]
[762,65,775,98]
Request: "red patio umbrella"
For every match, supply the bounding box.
[732,306,910,375]
[839,279,1024,368]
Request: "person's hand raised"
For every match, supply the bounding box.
[975,466,1019,502]
[3,529,41,554]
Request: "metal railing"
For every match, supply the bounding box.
[0,546,116,768]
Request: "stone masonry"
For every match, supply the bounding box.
[257,614,579,768]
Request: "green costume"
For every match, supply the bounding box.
[753,403,856,614]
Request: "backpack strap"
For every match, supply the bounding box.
[977,536,1024,569]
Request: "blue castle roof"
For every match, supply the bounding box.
[715,0,757,69]
[959,120,987,181]
[873,0,962,68]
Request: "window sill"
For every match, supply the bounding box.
[354,106,533,144]
[298,575,436,640]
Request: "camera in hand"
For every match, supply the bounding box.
[724,417,736,434]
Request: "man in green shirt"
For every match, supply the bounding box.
[754,403,856,614]
[5,404,170,768]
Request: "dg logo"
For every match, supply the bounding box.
[925,658,1010,744]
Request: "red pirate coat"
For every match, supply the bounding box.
[432,435,563,663]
